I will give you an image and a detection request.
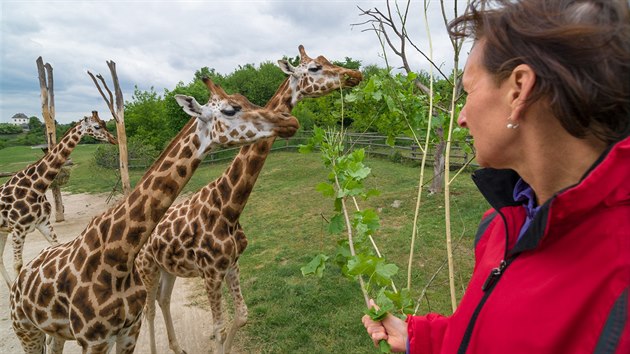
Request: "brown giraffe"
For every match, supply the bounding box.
[9,79,299,354]
[0,111,117,288]
[135,45,363,354]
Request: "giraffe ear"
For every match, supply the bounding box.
[175,95,203,117]
[278,60,297,77]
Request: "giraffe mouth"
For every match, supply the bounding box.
[343,71,363,87]
[274,115,300,138]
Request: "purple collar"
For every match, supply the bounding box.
[513,178,541,241]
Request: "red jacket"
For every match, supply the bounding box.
[408,135,630,354]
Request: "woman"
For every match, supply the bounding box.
[362,0,630,353]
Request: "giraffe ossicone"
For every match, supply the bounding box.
[0,111,116,288]
[136,45,362,354]
[10,79,298,354]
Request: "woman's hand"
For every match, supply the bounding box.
[362,299,408,353]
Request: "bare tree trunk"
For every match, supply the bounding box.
[36,57,65,221]
[88,61,131,195]
[429,127,445,194]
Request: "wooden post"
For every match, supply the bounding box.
[36,57,65,222]
[87,61,131,195]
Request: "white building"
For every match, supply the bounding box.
[11,113,29,126]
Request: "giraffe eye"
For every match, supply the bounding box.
[308,65,322,73]
[93,125,101,130]
[221,105,241,117]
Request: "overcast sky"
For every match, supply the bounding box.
[1,0,470,124]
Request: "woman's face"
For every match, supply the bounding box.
[458,40,515,168]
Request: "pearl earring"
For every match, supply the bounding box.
[506,117,519,129]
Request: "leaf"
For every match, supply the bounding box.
[379,340,392,353]
[328,213,345,234]
[385,135,396,147]
[298,144,313,154]
[373,262,398,286]
[346,254,378,276]
[315,182,335,197]
[300,254,330,278]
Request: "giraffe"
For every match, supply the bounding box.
[9,78,299,354]
[0,111,117,288]
[135,45,363,354]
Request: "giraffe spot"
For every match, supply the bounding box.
[218,178,232,202]
[36,163,47,176]
[109,220,127,242]
[84,229,102,250]
[245,156,265,176]
[127,225,147,247]
[19,213,35,225]
[180,146,193,159]
[177,165,187,178]
[100,298,124,327]
[94,271,114,303]
[44,171,57,182]
[217,256,230,270]
[26,166,36,175]
[85,321,109,341]
[223,206,239,223]
[161,160,173,170]
[130,199,147,222]
[210,189,222,207]
[73,286,96,323]
[241,145,251,154]
[228,159,243,185]
[99,217,112,240]
[35,307,48,324]
[42,262,56,279]
[223,241,234,257]
[191,159,201,171]
[192,135,201,149]
[103,247,129,273]
[82,251,102,282]
[33,181,47,192]
[36,282,55,307]
[233,182,252,206]
[114,205,127,221]
[126,288,146,319]
[57,269,77,294]
[235,230,248,253]
[14,187,27,200]
[17,178,32,188]
[51,300,69,319]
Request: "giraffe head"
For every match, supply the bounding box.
[175,78,299,147]
[277,45,363,104]
[79,111,117,144]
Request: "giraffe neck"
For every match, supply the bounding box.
[29,125,83,192]
[96,118,212,273]
[200,77,297,224]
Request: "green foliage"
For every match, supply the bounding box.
[221,61,287,106]
[125,86,172,149]
[93,137,159,169]
[300,127,408,329]
[0,123,23,134]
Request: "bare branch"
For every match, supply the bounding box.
[44,63,55,121]
[87,70,118,122]
[107,61,124,114]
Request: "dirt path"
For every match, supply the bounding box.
[0,192,217,353]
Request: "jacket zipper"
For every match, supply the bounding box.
[457,211,520,354]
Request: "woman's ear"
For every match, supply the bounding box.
[508,64,536,121]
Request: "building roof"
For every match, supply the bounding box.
[12,113,28,119]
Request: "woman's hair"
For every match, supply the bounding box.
[449,0,630,144]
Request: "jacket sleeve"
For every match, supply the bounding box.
[406,313,451,354]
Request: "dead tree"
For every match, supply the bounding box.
[36,57,65,221]
[88,61,131,195]
[355,0,465,194]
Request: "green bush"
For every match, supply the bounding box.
[94,137,160,170]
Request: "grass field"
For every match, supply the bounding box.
[0,144,489,353]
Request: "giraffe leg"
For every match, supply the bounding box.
[48,336,66,354]
[81,341,114,354]
[0,231,13,288]
[203,271,227,354]
[115,315,143,354]
[157,272,188,354]
[223,263,248,354]
[11,314,46,354]
[11,228,27,275]
[138,260,161,354]
[36,222,59,245]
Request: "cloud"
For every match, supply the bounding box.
[1,0,469,124]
